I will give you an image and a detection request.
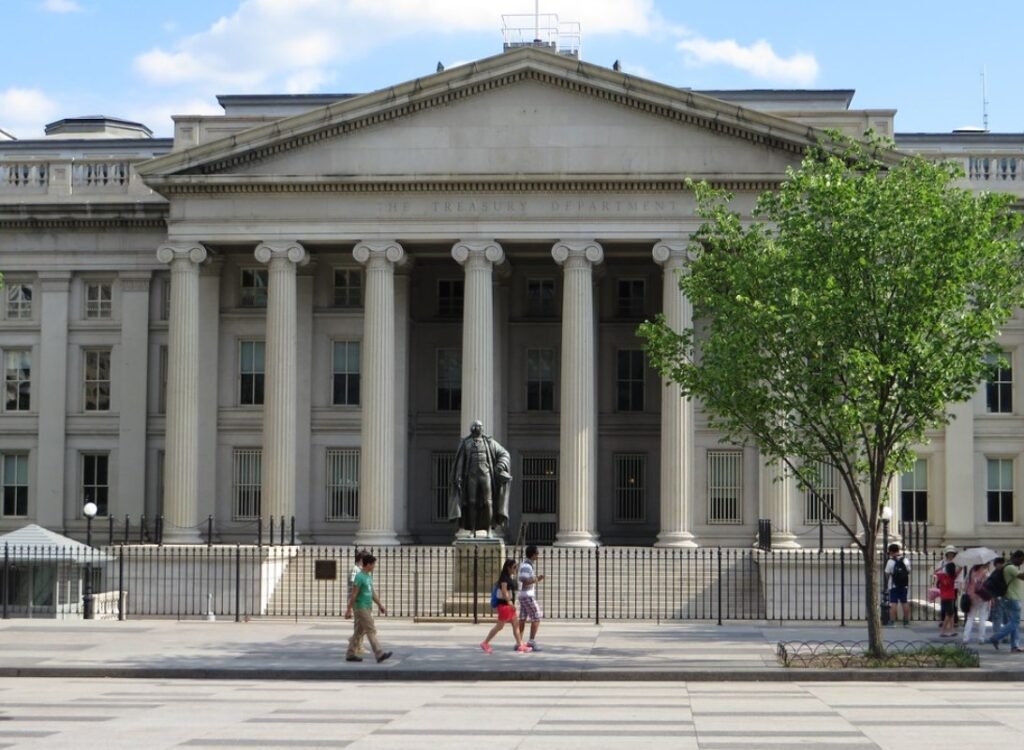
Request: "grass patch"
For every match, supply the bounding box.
[778,640,980,669]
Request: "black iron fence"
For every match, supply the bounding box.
[1,541,984,624]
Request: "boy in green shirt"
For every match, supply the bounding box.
[344,554,392,663]
[990,550,1024,652]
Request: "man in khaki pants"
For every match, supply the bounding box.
[344,554,392,663]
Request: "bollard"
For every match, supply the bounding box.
[206,592,216,622]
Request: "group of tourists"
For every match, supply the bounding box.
[885,542,1024,650]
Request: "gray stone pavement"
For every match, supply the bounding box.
[2,618,1024,682]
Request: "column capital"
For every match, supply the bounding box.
[255,240,307,265]
[157,243,207,265]
[353,240,405,267]
[552,240,603,266]
[653,239,695,268]
[452,240,504,266]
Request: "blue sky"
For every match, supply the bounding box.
[1,0,1020,139]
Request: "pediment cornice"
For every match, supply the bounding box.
[138,47,829,188]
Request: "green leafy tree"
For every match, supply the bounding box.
[640,133,1024,656]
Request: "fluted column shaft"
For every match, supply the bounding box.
[354,241,405,546]
[157,244,207,544]
[255,241,306,533]
[552,240,603,547]
[653,241,698,547]
[453,240,504,434]
[760,454,800,548]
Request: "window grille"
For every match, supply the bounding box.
[526,348,555,411]
[436,349,461,411]
[986,352,1013,414]
[239,341,265,406]
[85,282,112,319]
[617,278,646,317]
[332,341,360,406]
[1,454,28,517]
[6,284,32,320]
[900,458,928,523]
[707,450,743,524]
[333,269,363,308]
[616,350,645,412]
[432,453,456,521]
[4,350,30,412]
[83,349,111,412]
[82,453,109,517]
[987,458,1014,524]
[240,269,268,308]
[614,453,647,522]
[526,278,556,317]
[804,461,838,524]
[233,448,262,520]
[437,279,464,317]
[326,448,360,521]
[521,456,558,514]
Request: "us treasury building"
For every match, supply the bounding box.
[2,45,1023,549]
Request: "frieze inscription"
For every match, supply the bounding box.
[380,196,683,218]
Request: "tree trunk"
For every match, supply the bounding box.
[862,525,884,657]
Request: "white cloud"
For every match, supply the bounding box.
[0,88,60,138]
[133,0,662,95]
[128,98,224,138]
[41,0,83,13]
[676,36,819,86]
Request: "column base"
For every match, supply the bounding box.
[771,532,801,549]
[655,531,699,548]
[553,530,601,548]
[160,527,203,545]
[355,530,401,547]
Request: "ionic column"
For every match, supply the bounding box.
[353,240,405,546]
[552,240,603,547]
[452,240,504,434]
[653,241,698,547]
[760,455,800,548]
[156,244,207,544]
[255,241,307,535]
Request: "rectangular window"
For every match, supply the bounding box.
[617,279,646,317]
[326,448,360,521]
[1,454,28,517]
[233,448,262,520]
[239,340,265,406]
[85,282,112,319]
[333,269,363,308]
[432,452,456,521]
[6,284,32,320]
[521,456,558,514]
[438,279,464,318]
[526,278,556,317]
[900,458,928,523]
[614,453,647,522]
[82,453,109,516]
[987,458,1014,524]
[332,341,361,406]
[4,350,30,412]
[83,348,111,412]
[526,348,555,411]
[708,450,743,524]
[616,350,645,412]
[986,352,1013,414]
[804,461,838,524]
[240,269,268,308]
[157,345,168,414]
[436,348,462,411]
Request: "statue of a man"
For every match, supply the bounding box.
[448,420,512,535]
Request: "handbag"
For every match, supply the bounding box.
[926,587,940,603]
[960,592,971,615]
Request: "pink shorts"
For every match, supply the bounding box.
[496,603,516,622]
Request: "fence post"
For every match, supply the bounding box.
[235,544,241,623]
[117,544,125,621]
[716,546,723,626]
[207,515,214,548]
[594,547,601,626]
[280,516,285,547]
[257,517,263,548]
[923,523,928,552]
[2,543,8,620]
[818,519,824,553]
[156,515,164,546]
[108,515,114,546]
[840,547,846,627]
[269,516,275,546]
[290,516,296,546]
[472,545,479,626]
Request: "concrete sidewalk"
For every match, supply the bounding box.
[2,618,1024,682]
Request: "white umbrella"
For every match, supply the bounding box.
[953,547,997,569]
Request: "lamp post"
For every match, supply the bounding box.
[82,501,97,620]
[880,504,893,626]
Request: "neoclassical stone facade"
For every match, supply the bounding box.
[3,48,1024,547]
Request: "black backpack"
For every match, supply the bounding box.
[890,556,910,588]
[982,567,1009,600]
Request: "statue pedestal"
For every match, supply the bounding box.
[443,536,506,617]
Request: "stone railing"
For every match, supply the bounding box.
[0,158,159,201]
[966,155,1023,183]
[1,162,48,192]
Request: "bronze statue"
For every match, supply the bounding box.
[448,420,511,536]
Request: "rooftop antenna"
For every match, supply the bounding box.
[534,0,540,42]
[981,66,989,131]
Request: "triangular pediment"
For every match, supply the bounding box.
[138,47,826,190]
